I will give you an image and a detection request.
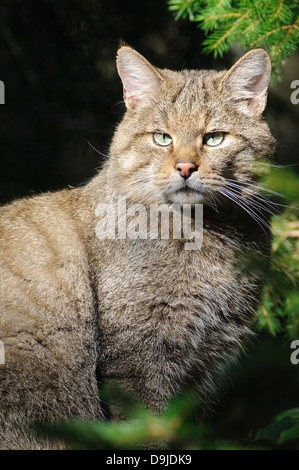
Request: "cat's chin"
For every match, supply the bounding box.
[166,188,205,206]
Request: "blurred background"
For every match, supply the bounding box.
[0,0,299,446]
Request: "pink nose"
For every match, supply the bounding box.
[175,162,197,179]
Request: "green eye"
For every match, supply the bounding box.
[153,132,173,147]
[204,132,225,147]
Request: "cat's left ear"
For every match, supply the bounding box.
[220,49,271,117]
[116,46,164,110]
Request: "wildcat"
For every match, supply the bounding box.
[0,45,275,449]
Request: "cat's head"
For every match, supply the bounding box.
[108,46,275,212]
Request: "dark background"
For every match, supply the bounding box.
[0,0,299,445]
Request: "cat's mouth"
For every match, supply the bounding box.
[177,186,198,195]
[167,181,206,205]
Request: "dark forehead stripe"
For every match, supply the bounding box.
[170,83,186,105]
[171,70,215,116]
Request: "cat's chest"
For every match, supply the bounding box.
[97,234,237,326]
[95,234,248,395]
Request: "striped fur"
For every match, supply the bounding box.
[0,47,275,448]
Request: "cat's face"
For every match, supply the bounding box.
[109,47,275,212]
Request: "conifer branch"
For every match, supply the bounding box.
[168,0,299,80]
[242,19,260,35]
[204,13,242,21]
[274,26,296,56]
[251,23,299,47]
[275,0,284,19]
[212,9,251,50]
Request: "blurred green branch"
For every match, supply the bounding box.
[256,166,299,339]
[36,382,299,450]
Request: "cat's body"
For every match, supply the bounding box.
[0,47,275,449]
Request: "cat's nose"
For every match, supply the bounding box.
[175,162,198,179]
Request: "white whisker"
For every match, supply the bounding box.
[225,178,287,199]
[218,187,270,236]
[223,185,277,217]
[86,140,110,159]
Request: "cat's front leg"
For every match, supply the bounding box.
[0,334,102,449]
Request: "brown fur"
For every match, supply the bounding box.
[0,47,275,449]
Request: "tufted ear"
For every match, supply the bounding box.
[116,46,164,110]
[220,49,271,117]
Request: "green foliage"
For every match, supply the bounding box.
[35,386,206,450]
[254,415,293,442]
[35,384,254,450]
[254,407,299,445]
[168,0,299,78]
[255,166,299,339]
[35,383,299,450]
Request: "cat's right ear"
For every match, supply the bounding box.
[116,46,164,110]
